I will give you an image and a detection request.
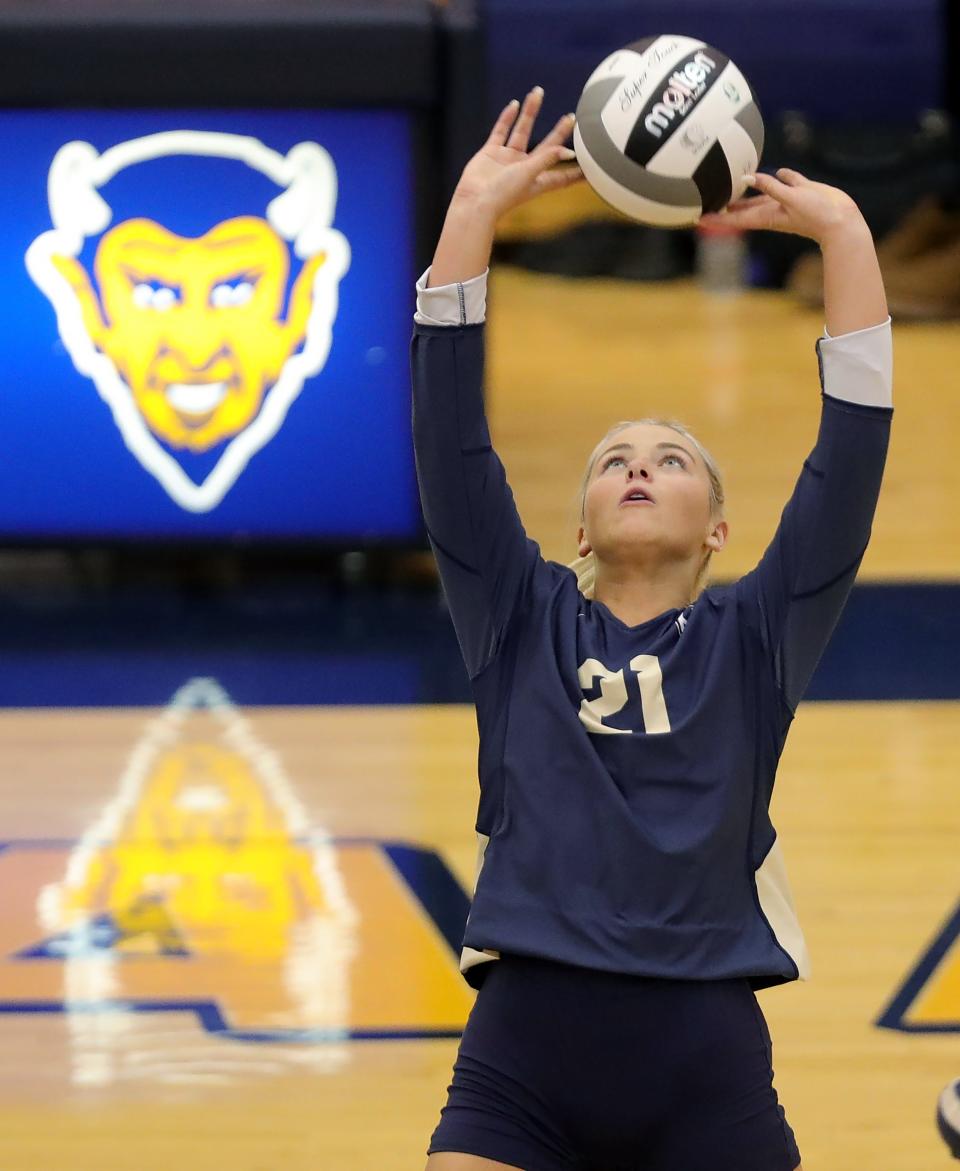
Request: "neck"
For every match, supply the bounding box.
[591,558,698,626]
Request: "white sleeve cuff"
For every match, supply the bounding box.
[414,266,488,326]
[818,316,893,409]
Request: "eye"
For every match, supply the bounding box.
[601,454,627,472]
[210,276,257,308]
[660,452,688,469]
[131,281,181,311]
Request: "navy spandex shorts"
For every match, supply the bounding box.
[428,954,801,1171]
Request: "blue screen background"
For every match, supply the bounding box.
[0,109,419,541]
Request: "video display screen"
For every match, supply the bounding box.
[0,108,419,541]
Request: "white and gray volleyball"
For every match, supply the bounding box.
[574,34,764,227]
[938,1078,960,1159]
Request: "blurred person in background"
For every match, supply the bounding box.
[788,0,960,318]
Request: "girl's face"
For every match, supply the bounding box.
[577,423,727,571]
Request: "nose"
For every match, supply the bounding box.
[627,463,650,480]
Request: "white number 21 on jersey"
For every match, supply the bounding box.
[577,656,671,735]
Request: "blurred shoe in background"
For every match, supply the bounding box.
[787,195,960,319]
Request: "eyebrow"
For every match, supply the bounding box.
[208,234,262,250]
[119,263,181,284]
[118,233,263,254]
[119,240,179,255]
[597,440,696,465]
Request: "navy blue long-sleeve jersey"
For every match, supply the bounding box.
[412,316,891,992]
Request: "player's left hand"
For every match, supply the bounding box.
[699,169,867,245]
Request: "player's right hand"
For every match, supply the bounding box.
[451,88,584,222]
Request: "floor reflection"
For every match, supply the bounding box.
[1,689,476,1100]
[31,678,358,1085]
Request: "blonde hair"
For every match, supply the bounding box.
[568,418,725,601]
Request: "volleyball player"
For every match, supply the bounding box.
[412,87,892,1171]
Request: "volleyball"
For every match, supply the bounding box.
[938,1078,960,1159]
[573,34,764,228]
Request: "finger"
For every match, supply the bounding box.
[702,203,787,232]
[747,171,797,205]
[538,111,577,150]
[524,143,576,180]
[535,161,585,194]
[699,196,775,224]
[721,194,778,215]
[488,98,520,147]
[506,86,544,151]
[774,167,812,187]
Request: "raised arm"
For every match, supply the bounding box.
[704,167,888,333]
[428,88,579,287]
[412,90,583,678]
[702,176,892,711]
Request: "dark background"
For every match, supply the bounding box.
[0,0,956,705]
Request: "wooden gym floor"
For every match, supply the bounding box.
[0,266,958,1170]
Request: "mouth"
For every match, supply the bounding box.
[164,381,229,418]
[619,486,656,506]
